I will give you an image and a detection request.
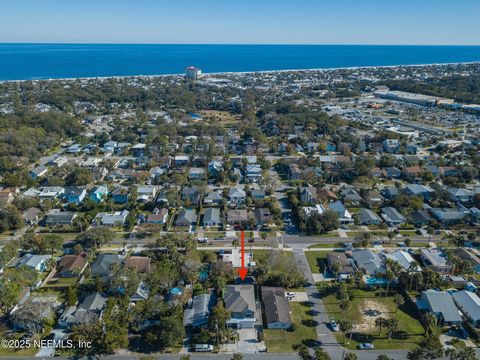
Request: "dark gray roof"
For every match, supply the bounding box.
[224,285,255,314]
[358,208,382,224]
[183,293,215,327]
[261,287,291,325]
[203,208,220,223]
[91,253,121,277]
[176,209,197,225]
[381,207,406,223]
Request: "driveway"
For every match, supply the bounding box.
[219,328,266,354]
[35,328,66,357]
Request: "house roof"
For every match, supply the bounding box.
[229,188,246,198]
[176,209,197,224]
[58,252,88,273]
[422,290,462,323]
[261,287,291,325]
[327,252,354,274]
[125,256,151,273]
[91,253,121,277]
[352,249,385,275]
[183,293,214,327]
[452,290,480,322]
[452,248,480,267]
[224,285,255,314]
[359,208,382,224]
[46,210,77,224]
[227,209,249,222]
[431,208,466,221]
[409,210,433,224]
[384,250,419,271]
[63,292,107,324]
[381,207,406,223]
[203,207,221,223]
[421,248,449,268]
[15,254,51,269]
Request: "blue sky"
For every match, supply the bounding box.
[1,0,479,45]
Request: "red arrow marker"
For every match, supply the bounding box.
[237,230,248,281]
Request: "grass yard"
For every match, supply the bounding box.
[0,324,44,357]
[308,243,340,249]
[305,251,327,274]
[200,110,242,127]
[44,277,78,288]
[264,302,318,352]
[320,286,426,350]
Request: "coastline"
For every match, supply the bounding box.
[1,60,479,83]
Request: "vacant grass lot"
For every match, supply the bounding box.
[320,286,425,350]
[264,302,318,352]
[304,251,328,273]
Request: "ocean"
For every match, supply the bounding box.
[1,44,480,81]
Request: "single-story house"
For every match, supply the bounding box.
[94,210,129,227]
[146,208,168,225]
[63,187,87,205]
[420,248,452,274]
[227,210,249,228]
[452,290,480,327]
[351,249,385,276]
[58,252,88,277]
[45,210,77,227]
[14,254,51,272]
[125,256,151,273]
[358,208,382,225]
[202,207,221,227]
[452,248,480,274]
[59,292,107,327]
[91,253,122,278]
[183,292,215,329]
[327,252,355,279]
[261,287,292,329]
[381,207,406,226]
[418,290,462,325]
[176,209,197,227]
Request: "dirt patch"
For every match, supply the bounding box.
[355,299,391,333]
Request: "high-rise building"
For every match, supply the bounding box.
[185,66,202,80]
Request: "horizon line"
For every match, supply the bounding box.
[2,42,480,47]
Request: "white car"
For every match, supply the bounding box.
[286,292,296,299]
[330,320,339,332]
[195,344,213,352]
[358,343,374,350]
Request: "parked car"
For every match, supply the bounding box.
[286,292,296,299]
[358,343,374,350]
[330,320,339,332]
[194,344,214,352]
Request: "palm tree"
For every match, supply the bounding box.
[338,319,354,344]
[339,297,351,310]
[384,259,402,296]
[375,317,387,336]
[423,312,437,335]
[394,293,405,313]
[331,260,341,281]
[386,318,399,339]
[407,263,419,291]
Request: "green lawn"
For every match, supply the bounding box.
[44,277,78,288]
[305,251,328,274]
[0,324,45,357]
[308,243,341,249]
[320,286,426,350]
[264,302,318,352]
